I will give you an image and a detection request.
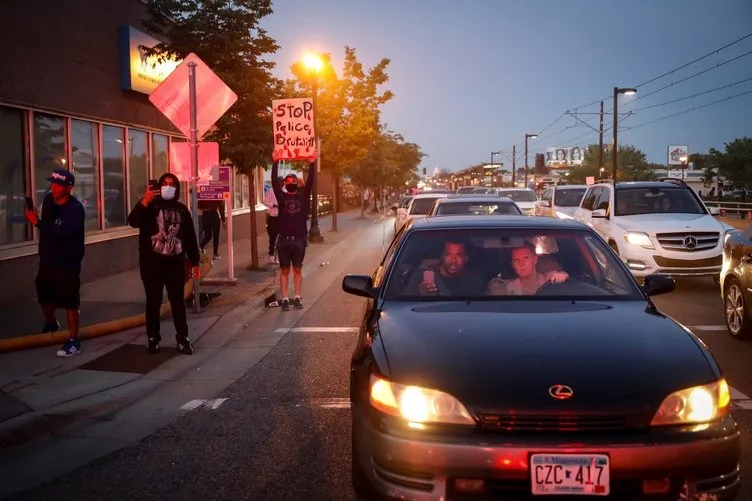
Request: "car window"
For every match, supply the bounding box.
[554,188,586,207]
[410,197,440,214]
[375,226,407,287]
[581,187,601,211]
[399,197,412,208]
[595,187,611,211]
[435,201,521,215]
[615,187,706,216]
[498,190,537,202]
[383,228,641,300]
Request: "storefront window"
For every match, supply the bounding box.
[0,106,28,246]
[152,133,168,179]
[103,125,126,228]
[128,129,148,210]
[33,113,66,207]
[71,120,100,232]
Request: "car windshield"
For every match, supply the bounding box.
[497,190,537,202]
[615,187,705,216]
[410,197,441,214]
[435,201,521,216]
[554,188,586,207]
[384,228,640,300]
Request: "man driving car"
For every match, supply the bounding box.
[407,239,485,296]
[488,242,569,295]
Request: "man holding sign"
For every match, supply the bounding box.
[271,161,315,311]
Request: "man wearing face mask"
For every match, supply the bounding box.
[128,173,201,355]
[270,161,315,311]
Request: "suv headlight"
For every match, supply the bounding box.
[650,379,730,426]
[624,232,654,249]
[724,229,736,246]
[370,374,475,425]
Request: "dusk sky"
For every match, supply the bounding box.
[263,0,752,172]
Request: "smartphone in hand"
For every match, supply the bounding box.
[423,269,435,284]
[148,179,159,191]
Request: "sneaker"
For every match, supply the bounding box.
[56,338,81,358]
[293,297,303,309]
[177,338,194,355]
[280,298,290,311]
[146,336,160,354]
[42,320,60,333]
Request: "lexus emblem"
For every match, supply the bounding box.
[683,235,698,249]
[548,384,574,400]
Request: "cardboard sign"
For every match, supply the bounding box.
[272,98,317,161]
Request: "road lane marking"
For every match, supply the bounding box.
[180,398,228,411]
[274,327,360,334]
[688,325,727,331]
[312,398,351,409]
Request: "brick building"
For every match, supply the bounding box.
[0,0,267,302]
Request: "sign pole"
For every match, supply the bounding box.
[226,167,235,282]
[188,62,201,313]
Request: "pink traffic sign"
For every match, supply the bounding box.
[149,53,238,140]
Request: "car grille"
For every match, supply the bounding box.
[653,255,722,268]
[477,412,648,433]
[655,231,719,252]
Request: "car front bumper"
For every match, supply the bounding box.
[618,245,722,278]
[355,411,741,501]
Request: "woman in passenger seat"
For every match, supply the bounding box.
[487,242,569,295]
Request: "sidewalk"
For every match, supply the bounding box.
[0,211,369,351]
[0,210,382,449]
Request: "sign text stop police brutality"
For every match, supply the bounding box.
[274,101,314,148]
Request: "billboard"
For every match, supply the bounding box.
[668,145,689,166]
[545,146,585,168]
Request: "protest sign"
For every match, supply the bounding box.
[272,98,317,161]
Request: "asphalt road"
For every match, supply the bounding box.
[6,224,752,501]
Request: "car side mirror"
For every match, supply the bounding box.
[540,200,551,208]
[342,274,377,299]
[592,208,608,218]
[708,207,720,216]
[643,274,675,297]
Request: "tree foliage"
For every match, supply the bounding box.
[284,47,394,178]
[143,0,282,172]
[566,144,656,183]
[715,137,752,188]
[352,131,424,190]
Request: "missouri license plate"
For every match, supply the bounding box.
[530,454,609,496]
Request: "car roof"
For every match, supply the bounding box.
[496,187,534,191]
[408,215,585,230]
[591,181,692,190]
[438,196,513,203]
[411,193,449,199]
[554,184,588,189]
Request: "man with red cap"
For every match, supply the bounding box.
[270,161,315,311]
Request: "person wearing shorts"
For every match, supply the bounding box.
[25,169,86,357]
[270,161,316,311]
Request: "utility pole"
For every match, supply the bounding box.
[512,145,516,187]
[598,101,604,177]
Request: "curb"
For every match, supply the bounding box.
[0,258,214,354]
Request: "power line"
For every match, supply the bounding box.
[635,31,752,88]
[623,88,752,131]
[627,48,752,103]
[630,75,752,111]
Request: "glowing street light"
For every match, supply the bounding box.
[612,87,637,181]
[302,52,324,73]
[300,50,326,240]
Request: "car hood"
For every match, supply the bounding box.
[514,201,537,210]
[614,213,723,234]
[554,206,578,218]
[375,301,715,414]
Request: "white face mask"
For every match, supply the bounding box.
[161,185,176,200]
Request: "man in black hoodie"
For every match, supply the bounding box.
[128,173,200,354]
[271,161,315,311]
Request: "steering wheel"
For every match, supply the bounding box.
[535,278,572,294]
[536,278,609,296]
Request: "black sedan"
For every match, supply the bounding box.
[343,216,740,501]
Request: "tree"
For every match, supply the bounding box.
[143,0,282,171]
[352,131,424,198]
[566,144,655,182]
[285,47,394,180]
[717,137,752,188]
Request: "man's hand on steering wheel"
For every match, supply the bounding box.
[549,271,569,284]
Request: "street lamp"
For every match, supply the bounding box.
[524,133,538,187]
[302,51,325,242]
[679,155,688,181]
[612,87,637,182]
[491,151,501,187]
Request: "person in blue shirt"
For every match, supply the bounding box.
[24,169,86,358]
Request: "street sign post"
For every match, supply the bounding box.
[149,53,238,312]
[198,166,236,285]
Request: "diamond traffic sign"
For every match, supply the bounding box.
[148,53,238,140]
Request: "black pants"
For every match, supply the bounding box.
[200,210,221,256]
[140,257,188,341]
[266,214,279,255]
[36,261,81,309]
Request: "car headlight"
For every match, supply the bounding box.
[650,379,731,426]
[724,229,736,246]
[624,232,654,249]
[369,374,475,425]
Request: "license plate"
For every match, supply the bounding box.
[530,454,610,496]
